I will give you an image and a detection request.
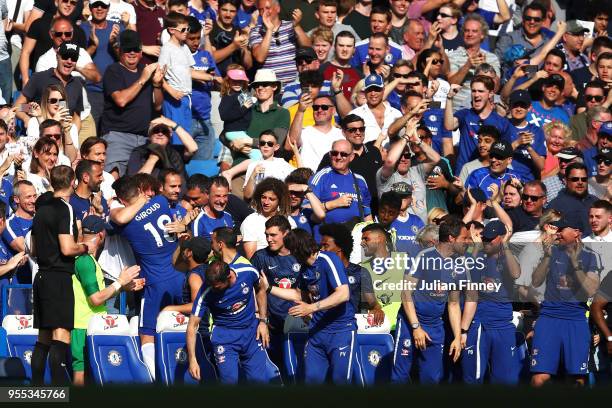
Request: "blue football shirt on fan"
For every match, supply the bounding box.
[193,209,234,240]
[510,123,547,181]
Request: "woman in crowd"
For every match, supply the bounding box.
[311,28,333,63]
[416,48,450,104]
[27,137,59,195]
[502,179,523,210]
[541,120,571,179]
[437,3,463,52]
[240,177,296,258]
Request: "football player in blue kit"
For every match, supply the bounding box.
[461,220,521,385]
[250,215,301,376]
[262,228,357,385]
[530,218,600,387]
[392,217,467,384]
[187,228,272,384]
[112,176,188,379]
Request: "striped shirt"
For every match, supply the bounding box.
[249,20,298,86]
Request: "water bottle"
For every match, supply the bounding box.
[255,169,265,184]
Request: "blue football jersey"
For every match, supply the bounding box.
[510,123,547,181]
[193,209,234,240]
[251,248,301,328]
[541,246,598,321]
[351,38,403,67]
[2,214,32,248]
[192,255,259,329]
[117,195,178,284]
[69,193,109,221]
[299,251,356,333]
[391,214,425,254]
[470,253,514,329]
[0,178,13,216]
[407,246,459,326]
[465,167,523,198]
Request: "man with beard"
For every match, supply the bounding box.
[548,163,599,236]
[461,220,521,385]
[69,159,108,221]
[159,168,187,219]
[531,218,599,387]
[465,140,522,199]
[527,73,570,128]
[285,170,325,235]
[507,90,546,182]
[250,215,300,377]
[445,75,516,174]
[193,176,234,241]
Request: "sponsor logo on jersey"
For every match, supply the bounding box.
[230,301,247,314]
[278,278,292,289]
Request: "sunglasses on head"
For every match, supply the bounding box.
[568,176,588,182]
[524,15,543,22]
[521,193,543,202]
[313,104,333,111]
[393,73,410,79]
[52,31,73,38]
[330,150,350,158]
[91,2,110,8]
[48,97,65,105]
[585,95,605,102]
[345,126,365,134]
[259,140,275,147]
[438,12,453,18]
[597,158,612,165]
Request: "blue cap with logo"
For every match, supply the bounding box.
[482,220,507,241]
[598,121,612,137]
[364,74,384,90]
[82,215,113,234]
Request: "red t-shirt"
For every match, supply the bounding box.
[321,63,363,100]
[134,1,165,63]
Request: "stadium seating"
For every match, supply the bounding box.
[2,315,49,382]
[354,314,394,386]
[87,314,153,385]
[155,311,217,385]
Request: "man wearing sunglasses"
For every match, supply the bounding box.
[588,148,611,199]
[494,2,553,72]
[569,80,609,143]
[548,162,599,236]
[506,180,547,233]
[17,42,86,125]
[583,122,612,178]
[310,139,372,225]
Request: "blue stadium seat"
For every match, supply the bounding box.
[87,314,153,385]
[184,140,223,177]
[2,315,50,383]
[155,311,217,385]
[353,314,394,386]
[283,332,308,384]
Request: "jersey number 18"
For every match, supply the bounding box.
[143,215,176,247]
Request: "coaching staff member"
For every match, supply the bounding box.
[30,165,94,385]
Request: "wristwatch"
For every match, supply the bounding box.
[333,88,342,95]
[258,317,269,325]
[411,322,420,330]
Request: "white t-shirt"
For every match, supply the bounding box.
[101,171,116,201]
[7,0,35,48]
[299,126,344,172]
[26,173,51,195]
[431,78,450,108]
[158,41,195,94]
[243,157,295,188]
[349,102,403,144]
[26,117,80,148]
[97,199,137,280]
[240,212,297,252]
[106,0,136,25]
[35,47,92,120]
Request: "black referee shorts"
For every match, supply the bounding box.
[33,272,74,330]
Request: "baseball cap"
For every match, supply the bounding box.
[594,147,612,162]
[598,121,612,137]
[551,218,582,231]
[119,30,142,52]
[556,146,583,160]
[82,215,113,234]
[489,141,513,159]
[181,236,212,263]
[503,44,530,64]
[296,47,317,62]
[364,74,384,90]
[481,220,506,241]
[544,73,565,89]
[58,42,79,60]
[391,182,413,197]
[227,69,249,82]
[566,20,589,35]
[509,89,531,107]
[90,0,111,5]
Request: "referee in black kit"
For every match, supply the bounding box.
[30,166,94,385]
